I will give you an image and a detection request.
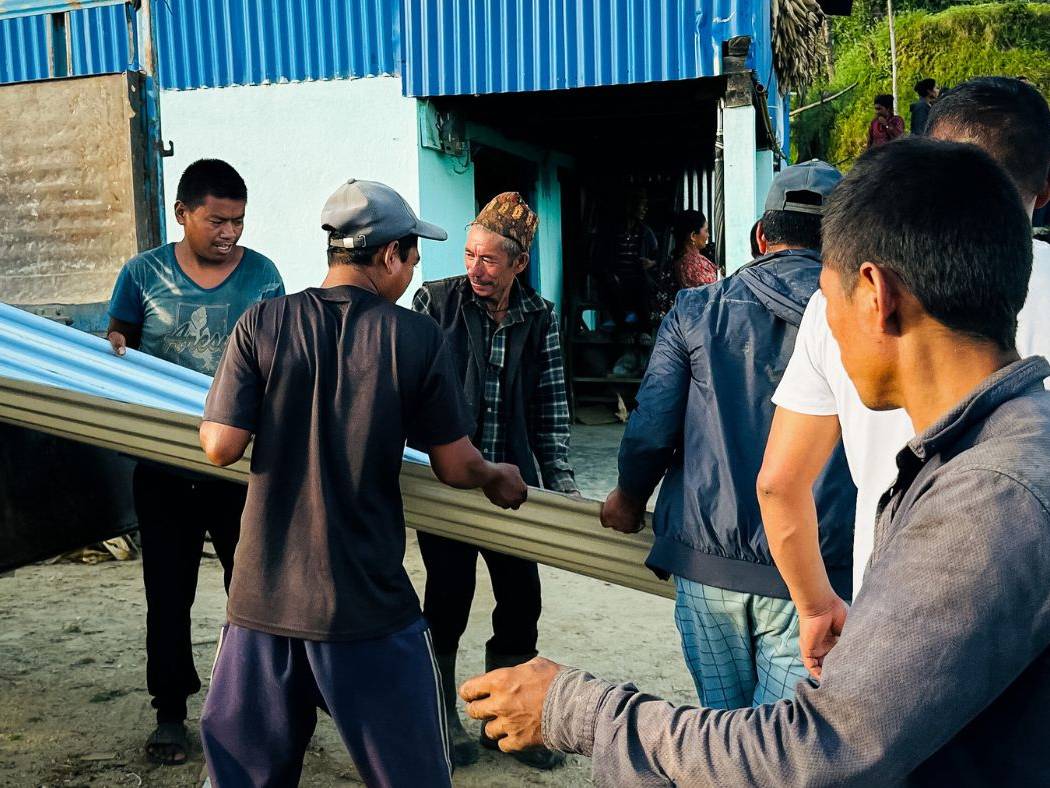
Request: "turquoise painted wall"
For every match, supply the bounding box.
[417,139,476,284]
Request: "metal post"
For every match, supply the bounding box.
[887,0,898,112]
[136,0,167,242]
[721,37,758,273]
[713,119,725,274]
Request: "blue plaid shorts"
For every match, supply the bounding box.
[674,576,810,708]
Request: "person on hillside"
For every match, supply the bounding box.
[460,137,1050,787]
[868,94,904,147]
[106,159,284,765]
[910,78,939,134]
[599,161,856,710]
[197,179,527,786]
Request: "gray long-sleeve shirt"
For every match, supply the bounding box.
[543,357,1050,786]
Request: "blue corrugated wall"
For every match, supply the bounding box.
[402,0,775,96]
[0,0,785,145]
[0,0,401,88]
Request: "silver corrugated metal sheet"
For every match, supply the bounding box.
[401,0,779,97]
[0,0,400,88]
[0,302,669,598]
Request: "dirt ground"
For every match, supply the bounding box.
[0,426,693,787]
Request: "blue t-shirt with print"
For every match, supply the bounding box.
[108,243,285,376]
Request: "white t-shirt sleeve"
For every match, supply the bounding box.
[772,290,840,416]
[1017,239,1050,390]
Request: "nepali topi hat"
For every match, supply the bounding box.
[472,192,539,252]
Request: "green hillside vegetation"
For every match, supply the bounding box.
[792,1,1050,165]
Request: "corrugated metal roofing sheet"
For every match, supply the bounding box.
[0,4,132,83]
[401,0,779,96]
[0,0,123,20]
[0,302,207,413]
[154,0,400,90]
[0,300,670,598]
[0,0,400,88]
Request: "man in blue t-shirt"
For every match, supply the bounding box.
[106,159,284,765]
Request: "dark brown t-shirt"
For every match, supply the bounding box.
[204,285,470,641]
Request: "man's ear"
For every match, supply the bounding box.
[859,261,903,337]
[173,200,188,227]
[382,240,401,273]
[513,252,530,275]
[756,222,769,255]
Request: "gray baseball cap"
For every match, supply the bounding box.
[322,179,448,249]
[763,160,842,216]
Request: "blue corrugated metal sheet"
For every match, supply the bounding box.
[0,0,400,88]
[154,0,399,90]
[71,3,133,74]
[0,13,49,82]
[0,4,133,83]
[0,301,431,469]
[0,0,123,20]
[401,0,777,96]
[0,301,208,414]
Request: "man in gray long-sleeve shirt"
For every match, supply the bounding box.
[459,138,1050,785]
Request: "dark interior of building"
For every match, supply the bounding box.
[432,77,741,418]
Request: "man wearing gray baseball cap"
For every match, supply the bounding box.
[599,160,856,710]
[197,179,527,786]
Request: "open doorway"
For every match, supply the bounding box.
[427,76,727,420]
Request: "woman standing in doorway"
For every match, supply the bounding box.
[672,210,718,289]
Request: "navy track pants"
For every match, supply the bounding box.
[201,617,452,787]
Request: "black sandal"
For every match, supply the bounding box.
[145,722,189,765]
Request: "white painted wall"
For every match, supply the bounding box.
[158,76,423,300]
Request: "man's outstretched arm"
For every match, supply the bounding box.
[602,302,692,532]
[464,470,1050,786]
[757,406,847,677]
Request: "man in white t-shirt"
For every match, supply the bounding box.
[757,76,1050,679]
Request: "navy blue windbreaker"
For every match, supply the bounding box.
[618,249,856,600]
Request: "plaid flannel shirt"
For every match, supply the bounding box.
[413,281,576,493]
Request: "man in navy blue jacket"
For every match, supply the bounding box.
[600,161,857,708]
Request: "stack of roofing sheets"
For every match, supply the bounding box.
[0,302,668,598]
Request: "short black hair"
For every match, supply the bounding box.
[874,94,895,111]
[176,159,247,209]
[761,190,825,251]
[914,78,937,98]
[822,137,1032,351]
[327,233,418,266]
[925,76,1050,200]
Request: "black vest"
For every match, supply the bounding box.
[421,276,552,487]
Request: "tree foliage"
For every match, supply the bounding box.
[792,2,1050,165]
